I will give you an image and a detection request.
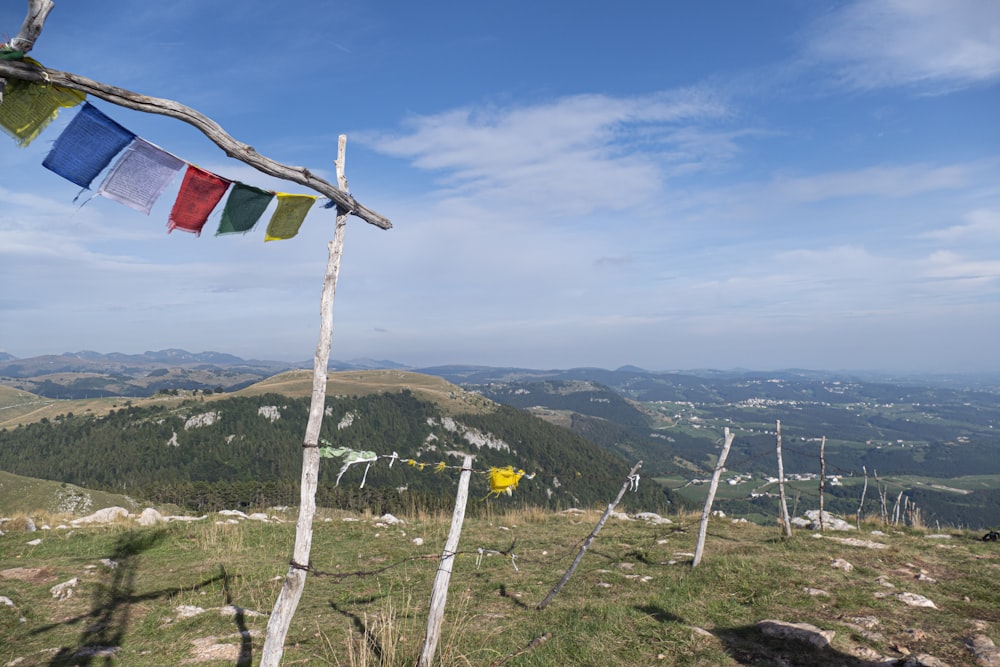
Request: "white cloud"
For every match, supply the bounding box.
[804,0,1000,90]
[919,208,1000,242]
[362,89,730,218]
[924,250,1000,284]
[766,163,975,203]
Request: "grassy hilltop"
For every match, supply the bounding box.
[1,507,998,666]
[0,370,494,430]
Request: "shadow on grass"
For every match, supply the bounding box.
[634,604,683,624]
[33,529,226,666]
[221,565,253,667]
[498,583,530,610]
[329,593,391,663]
[714,624,884,666]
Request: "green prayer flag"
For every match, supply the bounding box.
[215,182,274,235]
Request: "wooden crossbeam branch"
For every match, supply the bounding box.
[0,61,391,230]
[4,0,387,228]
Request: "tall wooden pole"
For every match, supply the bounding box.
[260,136,351,666]
[418,454,475,667]
[818,436,826,532]
[692,430,734,568]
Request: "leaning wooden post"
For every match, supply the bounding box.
[418,454,475,667]
[775,420,792,537]
[537,460,643,608]
[818,436,826,532]
[260,135,351,667]
[692,430,734,568]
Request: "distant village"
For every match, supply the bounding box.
[683,471,843,498]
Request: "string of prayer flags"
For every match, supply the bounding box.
[264,192,317,241]
[215,182,273,235]
[327,447,536,499]
[42,102,135,190]
[0,77,86,147]
[10,94,323,241]
[96,138,185,214]
[168,165,231,235]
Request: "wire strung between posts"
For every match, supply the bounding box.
[317,440,536,497]
[291,540,519,581]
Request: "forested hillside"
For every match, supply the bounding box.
[0,390,668,514]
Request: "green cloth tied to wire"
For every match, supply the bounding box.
[319,440,379,487]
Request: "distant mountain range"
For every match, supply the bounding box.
[2,349,999,527]
[0,350,407,398]
[1,348,998,400]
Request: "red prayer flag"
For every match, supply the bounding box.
[168,165,231,235]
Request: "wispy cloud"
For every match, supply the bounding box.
[919,208,1000,242]
[803,0,1000,91]
[362,89,731,218]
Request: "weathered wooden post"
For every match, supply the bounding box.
[418,454,475,667]
[775,420,792,537]
[856,465,869,529]
[692,430,734,568]
[260,136,352,666]
[818,435,826,532]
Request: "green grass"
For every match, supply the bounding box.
[0,470,142,516]
[2,506,998,666]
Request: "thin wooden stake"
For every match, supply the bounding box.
[418,454,475,667]
[857,465,869,529]
[692,430,734,568]
[776,420,792,537]
[818,436,826,532]
[260,136,351,667]
[874,469,888,524]
[537,460,643,608]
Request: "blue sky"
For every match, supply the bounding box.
[2,0,998,373]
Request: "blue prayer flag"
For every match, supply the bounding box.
[42,102,135,190]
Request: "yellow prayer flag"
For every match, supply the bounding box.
[0,76,86,147]
[264,192,317,241]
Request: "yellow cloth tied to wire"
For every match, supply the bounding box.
[0,64,86,147]
[487,466,528,498]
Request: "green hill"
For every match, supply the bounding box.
[0,470,140,517]
[0,379,667,515]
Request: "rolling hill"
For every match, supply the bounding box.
[0,371,668,515]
